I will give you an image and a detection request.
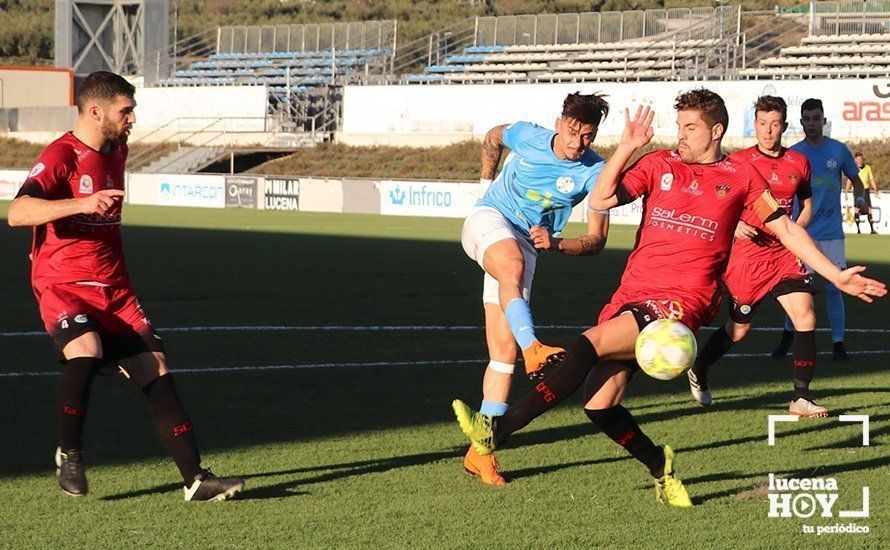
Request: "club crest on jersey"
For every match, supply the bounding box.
[789,173,799,184]
[556,176,575,193]
[715,183,732,197]
[827,159,838,169]
[79,174,94,195]
[660,173,674,191]
[683,179,703,196]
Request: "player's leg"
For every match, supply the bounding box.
[55,332,104,497]
[118,350,244,500]
[688,318,749,406]
[777,292,827,417]
[111,287,243,500]
[463,300,516,486]
[453,312,638,453]
[583,362,692,507]
[462,207,562,379]
[816,239,849,361]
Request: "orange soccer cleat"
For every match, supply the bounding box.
[523,340,566,381]
[463,446,506,486]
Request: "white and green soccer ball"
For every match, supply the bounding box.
[634,319,697,381]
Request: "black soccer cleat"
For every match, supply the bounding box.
[771,330,794,359]
[183,469,245,501]
[55,447,88,497]
[832,342,852,362]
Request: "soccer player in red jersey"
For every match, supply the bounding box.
[687,95,830,417]
[452,89,886,507]
[7,71,243,501]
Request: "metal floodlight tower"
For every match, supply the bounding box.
[55,0,169,78]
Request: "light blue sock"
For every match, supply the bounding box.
[504,298,537,350]
[824,282,846,343]
[480,400,509,417]
[784,315,794,333]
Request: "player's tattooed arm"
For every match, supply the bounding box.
[481,125,508,180]
[556,233,606,256]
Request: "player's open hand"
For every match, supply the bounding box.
[734,220,758,240]
[835,266,887,303]
[80,188,124,216]
[620,105,655,150]
[530,225,555,250]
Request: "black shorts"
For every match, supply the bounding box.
[855,190,872,214]
[58,332,165,368]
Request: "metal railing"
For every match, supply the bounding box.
[473,6,728,46]
[810,0,890,35]
[216,20,397,54]
[734,10,810,69]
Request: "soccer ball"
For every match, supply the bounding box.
[634,319,697,381]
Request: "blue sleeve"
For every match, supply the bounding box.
[839,144,860,180]
[502,121,539,150]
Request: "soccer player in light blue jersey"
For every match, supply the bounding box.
[459,92,612,484]
[772,98,866,362]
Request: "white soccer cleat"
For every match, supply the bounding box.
[789,397,829,418]
[687,369,712,406]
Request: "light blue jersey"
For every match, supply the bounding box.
[477,121,605,236]
[791,137,859,240]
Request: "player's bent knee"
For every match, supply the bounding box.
[729,323,750,342]
[121,351,169,389]
[791,311,816,331]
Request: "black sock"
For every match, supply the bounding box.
[792,330,816,400]
[58,357,100,450]
[691,326,735,380]
[143,374,202,483]
[495,336,598,444]
[586,405,665,478]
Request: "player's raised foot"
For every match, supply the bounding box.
[452,399,497,455]
[184,469,245,501]
[523,340,566,381]
[55,447,88,497]
[463,446,506,486]
[771,330,794,359]
[654,446,693,508]
[789,397,829,418]
[832,342,852,362]
[687,369,712,406]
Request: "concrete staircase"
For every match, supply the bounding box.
[137,145,225,173]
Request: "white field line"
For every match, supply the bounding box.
[1,350,888,378]
[3,325,890,337]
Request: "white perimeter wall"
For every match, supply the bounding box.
[133,86,269,132]
[341,79,890,144]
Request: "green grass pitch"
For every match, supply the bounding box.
[0,202,887,548]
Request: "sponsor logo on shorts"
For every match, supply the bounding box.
[79,175,93,195]
[556,176,575,194]
[660,173,673,191]
[74,314,88,324]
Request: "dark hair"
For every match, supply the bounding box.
[801,98,824,115]
[75,71,136,114]
[854,151,864,158]
[754,95,787,123]
[674,88,729,136]
[561,92,609,127]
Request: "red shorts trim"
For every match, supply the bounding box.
[722,250,813,323]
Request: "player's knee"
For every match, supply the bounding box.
[790,310,816,331]
[499,258,525,286]
[728,323,749,342]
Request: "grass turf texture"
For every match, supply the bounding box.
[0,202,887,548]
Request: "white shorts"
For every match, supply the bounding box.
[803,238,846,273]
[461,206,537,305]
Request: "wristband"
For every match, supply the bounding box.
[587,205,610,215]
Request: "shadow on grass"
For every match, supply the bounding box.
[102,449,462,501]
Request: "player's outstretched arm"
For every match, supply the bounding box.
[531,211,610,256]
[7,189,124,227]
[480,125,508,181]
[589,106,654,211]
[766,215,887,302]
